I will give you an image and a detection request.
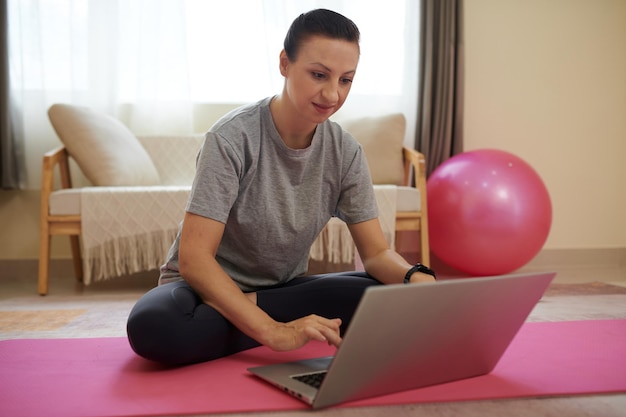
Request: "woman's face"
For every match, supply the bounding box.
[280,35,359,124]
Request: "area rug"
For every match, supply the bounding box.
[1,319,625,417]
[0,309,87,331]
[544,281,626,296]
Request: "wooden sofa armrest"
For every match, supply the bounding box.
[42,146,73,188]
[39,146,83,295]
[401,147,427,189]
[40,147,74,218]
[399,147,430,265]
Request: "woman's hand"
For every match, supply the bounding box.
[262,315,343,352]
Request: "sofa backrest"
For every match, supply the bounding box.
[137,135,204,186]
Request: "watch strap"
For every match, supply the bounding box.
[403,263,436,284]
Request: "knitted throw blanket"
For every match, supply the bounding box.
[80,185,397,284]
[80,186,190,284]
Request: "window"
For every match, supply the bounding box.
[10,0,417,101]
[8,0,419,161]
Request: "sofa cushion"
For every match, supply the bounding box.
[49,189,82,216]
[342,113,405,185]
[396,186,421,212]
[48,185,420,216]
[48,104,160,186]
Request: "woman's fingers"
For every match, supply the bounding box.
[267,315,342,351]
[304,317,343,347]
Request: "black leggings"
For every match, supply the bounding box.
[126,272,381,366]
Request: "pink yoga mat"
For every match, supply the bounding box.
[1,320,625,417]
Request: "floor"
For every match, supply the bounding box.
[1,259,625,416]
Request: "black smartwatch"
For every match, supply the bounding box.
[403,263,436,284]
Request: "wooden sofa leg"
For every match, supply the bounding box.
[420,229,430,267]
[70,236,83,283]
[38,233,51,296]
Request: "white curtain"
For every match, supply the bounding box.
[8,0,419,189]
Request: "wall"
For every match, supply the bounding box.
[1,0,625,263]
[463,0,626,249]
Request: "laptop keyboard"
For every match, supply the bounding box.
[292,371,327,389]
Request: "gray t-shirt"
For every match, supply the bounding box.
[159,97,378,291]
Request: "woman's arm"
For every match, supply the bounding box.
[178,211,343,350]
[348,218,435,284]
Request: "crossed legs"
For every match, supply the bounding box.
[126,272,380,366]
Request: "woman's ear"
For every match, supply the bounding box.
[279,49,290,77]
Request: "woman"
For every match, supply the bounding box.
[127,8,435,366]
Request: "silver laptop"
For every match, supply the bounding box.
[248,271,555,409]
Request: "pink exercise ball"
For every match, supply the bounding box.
[427,149,552,276]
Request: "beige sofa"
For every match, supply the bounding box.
[38,104,430,295]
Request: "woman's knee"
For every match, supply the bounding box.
[127,281,258,365]
[127,282,203,364]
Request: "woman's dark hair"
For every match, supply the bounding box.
[283,9,360,61]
